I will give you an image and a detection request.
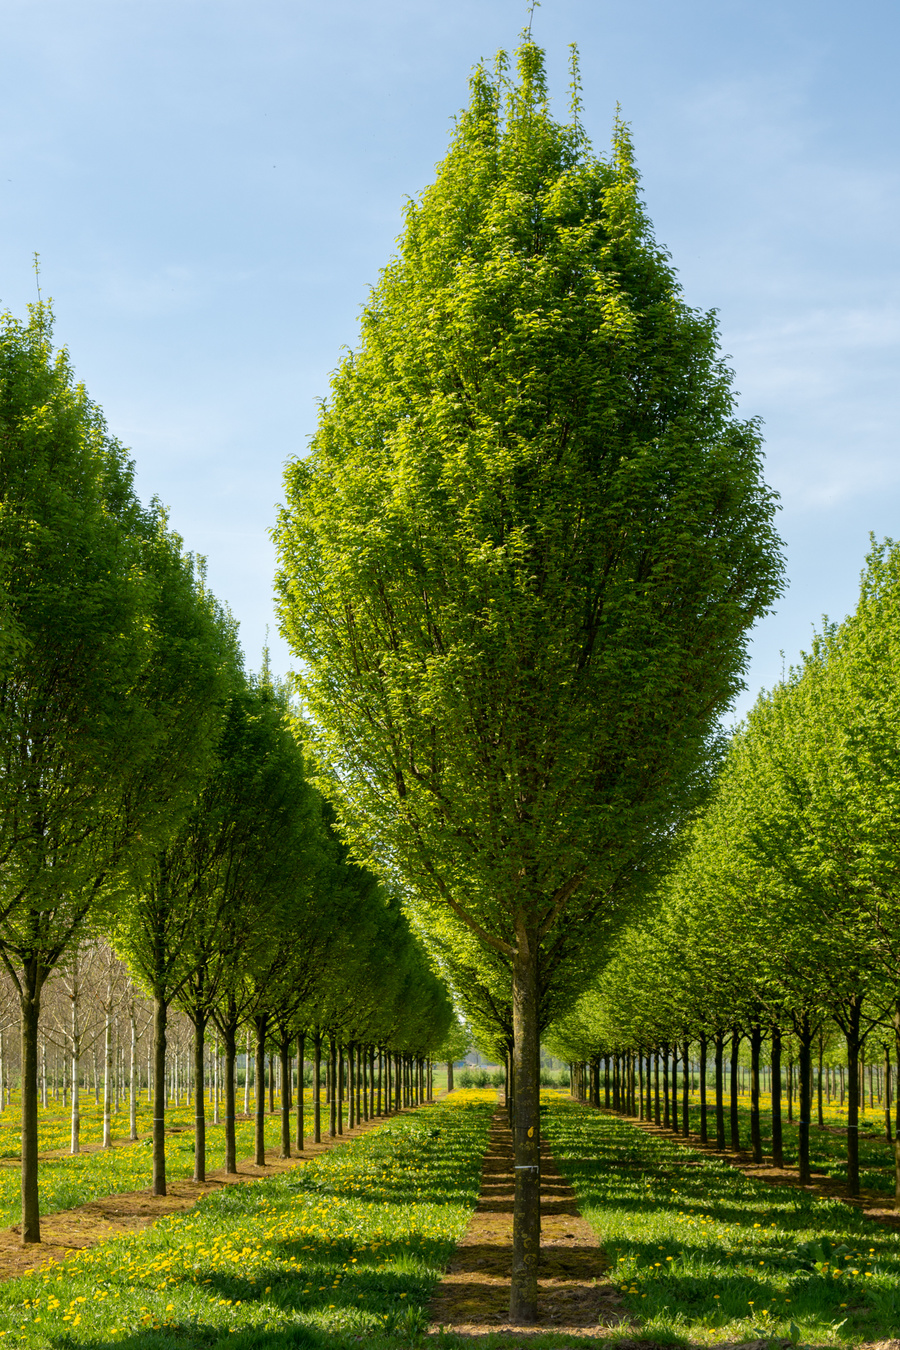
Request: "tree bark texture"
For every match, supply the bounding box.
[770,1023,783,1168]
[750,1020,762,1164]
[296,1032,305,1151]
[254,1016,268,1166]
[714,1033,725,1149]
[193,1012,207,1182]
[844,1000,862,1195]
[729,1029,741,1152]
[152,995,167,1196]
[20,979,41,1243]
[222,1024,238,1174]
[314,1032,322,1143]
[509,934,540,1323]
[798,1014,814,1186]
[280,1035,291,1158]
[681,1040,689,1136]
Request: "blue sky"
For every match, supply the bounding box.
[2,0,898,721]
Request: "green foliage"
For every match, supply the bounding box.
[274,34,783,1055]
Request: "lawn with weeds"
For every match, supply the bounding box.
[0,1093,335,1158]
[0,1095,334,1228]
[669,1090,899,1196]
[0,1089,495,1349]
[543,1094,900,1347]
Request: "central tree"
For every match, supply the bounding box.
[275,41,783,1320]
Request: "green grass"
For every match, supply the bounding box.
[0,1090,495,1349]
[671,1089,897,1195]
[0,1094,343,1228]
[542,1094,900,1347]
[0,1092,335,1157]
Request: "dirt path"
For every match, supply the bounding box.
[428,1103,630,1340]
[0,1110,402,1283]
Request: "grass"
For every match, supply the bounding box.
[672,1088,898,1195]
[0,1092,355,1228]
[542,1093,900,1347]
[0,1088,496,1349]
[0,1092,336,1157]
[620,1082,897,1195]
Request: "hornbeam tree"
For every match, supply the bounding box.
[275,40,783,1319]
[0,305,236,1241]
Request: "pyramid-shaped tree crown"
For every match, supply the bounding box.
[355,41,693,479]
[290,41,781,739]
[276,48,782,1319]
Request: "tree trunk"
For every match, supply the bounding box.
[370,1048,376,1117]
[681,1040,690,1136]
[798,1013,814,1186]
[729,1028,741,1151]
[845,998,862,1195]
[296,1032,305,1151]
[103,997,113,1148]
[338,1045,344,1133]
[714,1033,725,1149]
[671,1045,678,1133]
[152,995,167,1196]
[193,1012,207,1182]
[280,1033,291,1159]
[662,1044,670,1129]
[447,1059,454,1092]
[509,932,540,1323]
[696,1031,712,1139]
[771,1023,783,1168]
[20,971,42,1243]
[893,1005,900,1205]
[129,1009,138,1141]
[329,1036,337,1137]
[885,1042,892,1146]
[254,1015,268,1165]
[314,1031,322,1143]
[750,1019,762,1163]
[348,1042,355,1130]
[70,965,81,1155]
[222,1022,238,1173]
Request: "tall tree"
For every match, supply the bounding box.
[275,42,783,1318]
[0,304,234,1240]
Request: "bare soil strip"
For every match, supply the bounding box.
[0,1112,397,1283]
[428,1104,630,1340]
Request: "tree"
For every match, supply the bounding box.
[274,41,783,1319]
[0,304,236,1241]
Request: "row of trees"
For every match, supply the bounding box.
[0,303,457,1243]
[547,536,900,1206]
